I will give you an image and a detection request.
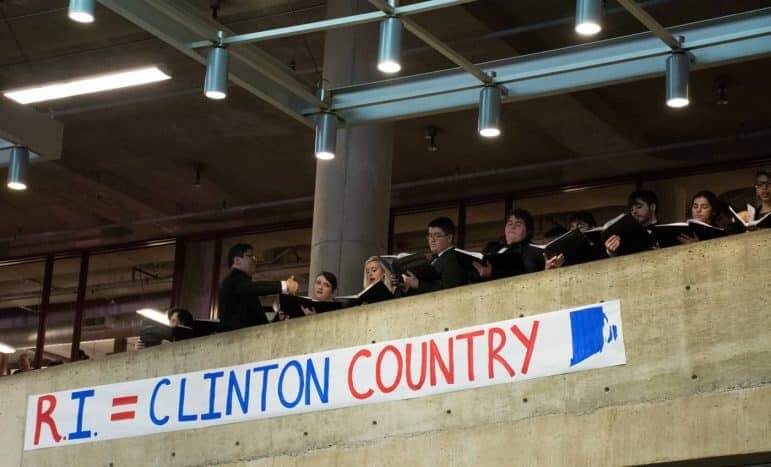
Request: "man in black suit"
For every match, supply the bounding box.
[401,217,469,294]
[218,243,300,332]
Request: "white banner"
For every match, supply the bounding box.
[24,300,625,450]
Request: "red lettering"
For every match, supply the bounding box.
[429,338,454,386]
[405,342,427,390]
[511,320,540,374]
[487,327,515,379]
[456,329,484,382]
[375,345,403,393]
[347,349,374,400]
[34,395,62,446]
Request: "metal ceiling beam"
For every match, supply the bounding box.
[97,0,319,128]
[368,0,492,84]
[325,8,771,126]
[189,0,478,49]
[615,0,682,50]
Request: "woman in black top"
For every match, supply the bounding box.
[473,208,545,280]
[678,190,727,244]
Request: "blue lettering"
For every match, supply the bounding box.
[278,360,304,409]
[305,357,330,405]
[177,377,198,422]
[226,369,251,416]
[68,389,95,440]
[201,371,224,421]
[150,378,171,426]
[253,364,279,412]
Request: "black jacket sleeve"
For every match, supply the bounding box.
[521,244,545,273]
[236,279,282,300]
[415,251,469,293]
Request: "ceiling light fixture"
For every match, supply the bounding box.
[478,85,502,138]
[3,66,171,104]
[0,342,15,354]
[136,308,170,327]
[575,0,602,36]
[314,113,337,160]
[68,0,95,23]
[7,146,29,191]
[204,43,229,100]
[377,17,404,74]
[666,51,690,108]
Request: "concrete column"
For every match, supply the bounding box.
[179,239,218,319]
[309,0,394,295]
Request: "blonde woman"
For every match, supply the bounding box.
[362,256,396,299]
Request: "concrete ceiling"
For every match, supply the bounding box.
[1,0,771,252]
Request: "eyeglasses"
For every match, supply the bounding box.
[426,233,448,240]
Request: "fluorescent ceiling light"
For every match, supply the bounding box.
[3,66,171,104]
[0,342,15,354]
[136,308,170,327]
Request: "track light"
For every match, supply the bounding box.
[0,342,15,354]
[7,146,29,191]
[478,85,502,138]
[575,0,602,36]
[377,17,403,74]
[666,52,690,108]
[314,113,337,160]
[136,308,170,326]
[204,45,229,100]
[68,0,95,23]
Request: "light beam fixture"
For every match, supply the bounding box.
[478,85,502,138]
[575,0,602,36]
[0,342,15,354]
[3,66,171,104]
[136,308,170,326]
[7,146,29,191]
[377,17,403,74]
[68,0,95,24]
[204,44,229,100]
[666,51,690,108]
[314,113,337,160]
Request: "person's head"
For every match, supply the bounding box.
[167,308,194,328]
[689,190,721,225]
[313,271,337,301]
[426,217,455,254]
[505,208,534,244]
[363,256,387,288]
[755,170,770,206]
[228,243,257,275]
[18,352,31,370]
[569,211,597,232]
[628,190,658,226]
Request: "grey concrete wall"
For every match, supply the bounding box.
[2,230,770,467]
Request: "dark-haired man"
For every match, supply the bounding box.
[606,190,659,256]
[218,243,299,331]
[401,217,469,294]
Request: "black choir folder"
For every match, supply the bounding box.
[585,213,652,255]
[275,295,351,318]
[652,220,727,247]
[275,281,394,318]
[172,319,219,340]
[730,205,771,232]
[379,253,440,282]
[453,247,524,276]
[531,228,599,266]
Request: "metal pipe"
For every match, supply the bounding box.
[189,0,478,49]
[33,255,54,369]
[70,252,90,361]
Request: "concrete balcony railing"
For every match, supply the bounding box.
[1,230,769,467]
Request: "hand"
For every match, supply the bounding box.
[134,339,145,350]
[389,273,402,288]
[286,275,300,295]
[473,260,492,278]
[545,253,565,270]
[677,233,698,244]
[300,305,317,316]
[605,235,621,255]
[401,271,419,291]
[277,311,290,321]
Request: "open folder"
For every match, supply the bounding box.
[729,205,771,232]
[652,220,727,247]
[379,253,440,282]
[584,213,652,255]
